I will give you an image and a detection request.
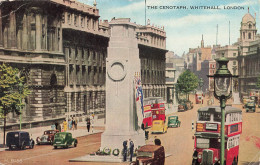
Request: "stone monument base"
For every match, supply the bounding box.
[70,155,126,163]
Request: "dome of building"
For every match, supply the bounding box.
[242,13,255,24]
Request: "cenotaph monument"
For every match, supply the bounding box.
[100,18,145,151]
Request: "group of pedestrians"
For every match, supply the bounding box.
[50,114,96,134]
[123,139,135,162]
[68,117,78,130]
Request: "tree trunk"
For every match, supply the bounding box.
[3,109,6,146]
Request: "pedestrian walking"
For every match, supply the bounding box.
[86,119,91,132]
[57,122,61,132]
[129,139,134,162]
[51,123,56,130]
[72,117,76,131]
[63,119,67,132]
[75,117,78,130]
[68,119,72,130]
[123,140,128,162]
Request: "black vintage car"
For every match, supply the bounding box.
[6,131,34,150]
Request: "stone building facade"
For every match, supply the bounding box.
[137,23,167,100]
[237,12,260,96]
[61,1,109,118]
[0,1,67,122]
[0,0,109,124]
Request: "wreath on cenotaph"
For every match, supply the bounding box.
[112,148,120,156]
[103,147,111,155]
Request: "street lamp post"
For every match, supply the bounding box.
[208,57,237,165]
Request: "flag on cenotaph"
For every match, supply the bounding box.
[134,72,144,128]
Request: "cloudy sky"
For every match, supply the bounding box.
[79,0,260,56]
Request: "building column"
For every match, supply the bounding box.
[86,91,90,116]
[35,13,42,51]
[22,14,28,50]
[92,91,96,114]
[59,22,62,53]
[10,11,17,48]
[0,9,3,47]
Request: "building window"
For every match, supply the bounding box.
[81,17,84,27]
[249,24,252,29]
[233,61,236,65]
[68,13,71,24]
[243,32,245,39]
[233,53,236,57]
[248,33,251,39]
[74,15,78,26]
[199,53,201,60]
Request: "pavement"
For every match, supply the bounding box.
[0,117,105,152]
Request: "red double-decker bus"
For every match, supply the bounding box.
[143,98,153,129]
[192,106,242,165]
[195,91,204,104]
[150,97,166,122]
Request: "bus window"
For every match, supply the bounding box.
[160,110,165,114]
[198,112,211,121]
[214,113,221,122]
[160,104,164,108]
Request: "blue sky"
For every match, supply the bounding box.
[79,0,260,56]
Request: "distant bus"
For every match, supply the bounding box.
[195,91,203,104]
[150,97,166,122]
[143,98,153,129]
[192,106,242,165]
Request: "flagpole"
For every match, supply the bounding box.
[145,0,146,25]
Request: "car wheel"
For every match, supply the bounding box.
[9,146,12,150]
[54,146,57,149]
[74,141,77,147]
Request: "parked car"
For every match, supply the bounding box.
[151,120,167,134]
[246,100,256,112]
[130,145,165,165]
[167,115,181,128]
[53,132,77,149]
[36,130,59,145]
[6,131,34,150]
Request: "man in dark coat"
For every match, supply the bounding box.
[129,139,134,162]
[123,140,128,162]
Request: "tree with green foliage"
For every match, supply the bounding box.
[177,69,199,101]
[0,64,30,146]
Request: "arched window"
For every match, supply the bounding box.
[248,33,251,39]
